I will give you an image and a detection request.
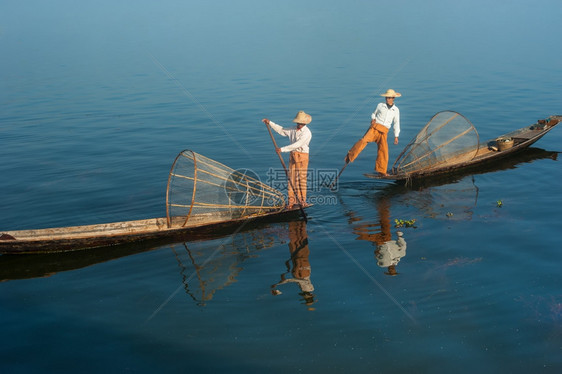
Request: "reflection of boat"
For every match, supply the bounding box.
[0,150,304,254]
[365,112,560,183]
[0,240,163,281]
[384,146,558,220]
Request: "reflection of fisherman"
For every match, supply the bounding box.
[375,232,407,276]
[271,221,315,306]
[349,193,407,275]
[351,196,392,244]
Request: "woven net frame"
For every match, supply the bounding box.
[391,111,480,176]
[165,150,286,228]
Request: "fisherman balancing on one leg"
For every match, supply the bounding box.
[345,89,402,176]
[262,111,312,209]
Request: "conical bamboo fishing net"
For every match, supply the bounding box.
[392,111,479,175]
[166,150,286,228]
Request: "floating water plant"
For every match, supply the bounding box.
[496,200,503,208]
[394,218,417,228]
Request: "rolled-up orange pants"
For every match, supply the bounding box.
[346,122,389,174]
[288,151,309,207]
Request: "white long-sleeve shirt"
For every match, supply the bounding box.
[371,103,400,138]
[269,121,312,153]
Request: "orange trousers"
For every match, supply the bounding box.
[346,122,390,174]
[288,151,309,207]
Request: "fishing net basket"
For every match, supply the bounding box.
[392,111,480,175]
[166,150,286,228]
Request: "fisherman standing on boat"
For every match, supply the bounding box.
[345,89,401,176]
[262,111,312,208]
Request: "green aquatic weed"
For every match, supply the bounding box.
[394,218,417,228]
[497,200,503,208]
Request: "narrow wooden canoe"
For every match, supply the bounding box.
[365,114,560,182]
[1,149,309,255]
[0,208,303,255]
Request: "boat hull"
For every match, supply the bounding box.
[0,208,303,254]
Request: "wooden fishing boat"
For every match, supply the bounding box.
[365,112,560,183]
[0,150,305,254]
[0,208,302,255]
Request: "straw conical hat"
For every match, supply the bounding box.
[293,111,312,125]
[380,89,402,98]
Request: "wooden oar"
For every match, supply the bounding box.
[329,162,349,191]
[264,121,308,222]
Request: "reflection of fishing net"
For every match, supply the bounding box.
[400,176,478,221]
[170,227,281,305]
[392,111,479,175]
[166,150,285,228]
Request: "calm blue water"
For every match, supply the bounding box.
[1,1,562,373]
